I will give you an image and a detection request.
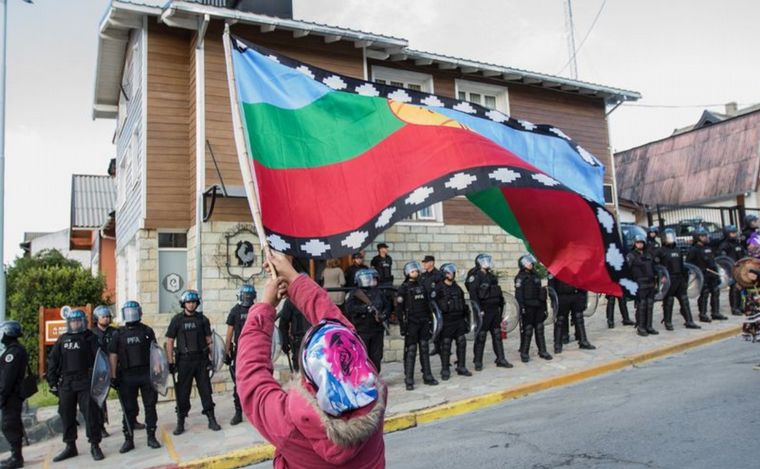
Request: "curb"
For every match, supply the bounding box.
[178,326,740,468]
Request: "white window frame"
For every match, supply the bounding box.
[455,79,510,114]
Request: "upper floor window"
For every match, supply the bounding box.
[371,66,434,93]
[455,79,509,114]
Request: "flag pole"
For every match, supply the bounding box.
[222,25,276,278]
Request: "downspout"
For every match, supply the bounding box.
[195,14,209,295]
[605,98,626,218]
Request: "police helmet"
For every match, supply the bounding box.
[179,290,201,308]
[93,305,112,319]
[692,226,708,242]
[440,263,457,279]
[238,284,256,307]
[403,261,422,278]
[475,253,493,270]
[662,228,677,246]
[647,225,659,235]
[723,224,738,236]
[355,268,379,288]
[633,234,646,245]
[0,321,22,339]
[66,309,87,334]
[744,214,758,228]
[121,300,142,324]
[518,254,537,270]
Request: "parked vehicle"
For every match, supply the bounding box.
[662,218,722,250]
[620,223,647,253]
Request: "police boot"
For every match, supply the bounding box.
[553,317,564,354]
[173,416,185,436]
[698,295,711,322]
[230,409,243,426]
[680,296,701,329]
[535,323,553,360]
[133,421,146,430]
[473,332,486,371]
[52,443,78,462]
[419,341,439,385]
[636,302,648,336]
[606,297,615,328]
[561,318,570,344]
[440,338,452,380]
[645,299,659,335]
[711,292,727,320]
[620,300,635,326]
[1,443,23,469]
[491,329,513,368]
[146,428,162,449]
[731,287,743,315]
[574,313,596,350]
[404,343,417,390]
[119,436,135,454]
[206,411,222,431]
[520,324,533,362]
[90,443,105,461]
[662,297,675,331]
[455,336,472,376]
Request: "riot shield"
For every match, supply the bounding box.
[584,293,600,318]
[654,266,671,302]
[502,294,520,334]
[715,256,736,289]
[685,263,704,299]
[210,331,226,376]
[429,301,443,343]
[545,286,559,323]
[468,300,484,335]
[150,342,170,396]
[90,348,111,407]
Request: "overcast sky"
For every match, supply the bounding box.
[3,0,759,263]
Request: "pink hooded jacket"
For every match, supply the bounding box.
[236,274,387,468]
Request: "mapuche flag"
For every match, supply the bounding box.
[225,33,635,297]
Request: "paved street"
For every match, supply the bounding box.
[376,337,759,469]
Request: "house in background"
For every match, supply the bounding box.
[91,0,639,347]
[19,230,91,265]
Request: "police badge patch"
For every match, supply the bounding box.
[5,354,13,363]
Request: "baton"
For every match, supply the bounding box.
[116,390,133,438]
[706,268,721,276]
[285,352,294,374]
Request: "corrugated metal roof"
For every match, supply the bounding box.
[70,175,117,229]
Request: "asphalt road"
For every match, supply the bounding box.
[249,337,760,468]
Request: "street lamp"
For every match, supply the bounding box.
[0,0,33,322]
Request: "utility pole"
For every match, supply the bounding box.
[564,0,579,79]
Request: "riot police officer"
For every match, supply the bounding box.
[108,301,161,453]
[345,269,389,372]
[468,254,512,370]
[165,290,220,435]
[627,235,658,336]
[278,298,311,373]
[344,253,368,288]
[47,309,104,461]
[646,226,661,254]
[687,227,727,321]
[91,305,115,437]
[225,285,256,425]
[742,214,758,250]
[514,255,552,362]
[654,229,701,330]
[0,321,28,469]
[605,295,634,328]
[434,263,472,380]
[397,261,439,390]
[550,277,595,354]
[420,255,445,294]
[370,243,394,287]
[718,225,746,315]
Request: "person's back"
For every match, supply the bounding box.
[321,265,346,305]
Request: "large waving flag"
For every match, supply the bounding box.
[224,33,635,297]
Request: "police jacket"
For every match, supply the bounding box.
[686,243,718,273]
[467,270,504,310]
[370,255,394,284]
[626,249,656,287]
[91,325,117,354]
[226,304,250,347]
[434,281,468,321]
[165,312,212,358]
[344,263,368,289]
[646,238,660,255]
[421,268,445,294]
[47,330,99,387]
[278,299,311,344]
[109,323,156,373]
[654,245,687,276]
[548,277,586,298]
[396,279,431,324]
[718,237,746,261]
[0,340,28,405]
[345,287,388,334]
[515,269,546,310]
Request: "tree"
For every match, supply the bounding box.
[6,249,108,373]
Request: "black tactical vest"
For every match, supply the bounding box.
[118,325,151,369]
[177,314,206,355]
[59,333,92,374]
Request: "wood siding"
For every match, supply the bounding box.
[443,198,495,225]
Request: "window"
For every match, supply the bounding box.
[603,184,614,205]
[158,232,188,249]
[455,79,509,114]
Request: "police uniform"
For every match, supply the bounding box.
[654,244,701,329]
[550,278,594,354]
[397,278,438,389]
[370,254,394,286]
[0,338,28,468]
[434,281,472,379]
[109,323,160,450]
[344,262,368,289]
[421,268,444,295]
[605,294,633,328]
[345,287,387,372]
[225,303,249,416]
[165,312,215,428]
[91,324,116,435]
[47,330,102,454]
[687,242,726,321]
[515,268,552,362]
[719,236,747,315]
[277,299,311,373]
[627,248,659,335]
[468,269,511,369]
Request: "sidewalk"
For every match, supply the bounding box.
[13,301,745,468]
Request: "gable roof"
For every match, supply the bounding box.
[614,108,760,206]
[70,175,117,229]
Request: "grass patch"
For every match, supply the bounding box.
[28,381,120,409]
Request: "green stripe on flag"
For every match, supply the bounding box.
[242,91,405,169]
[467,188,531,252]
